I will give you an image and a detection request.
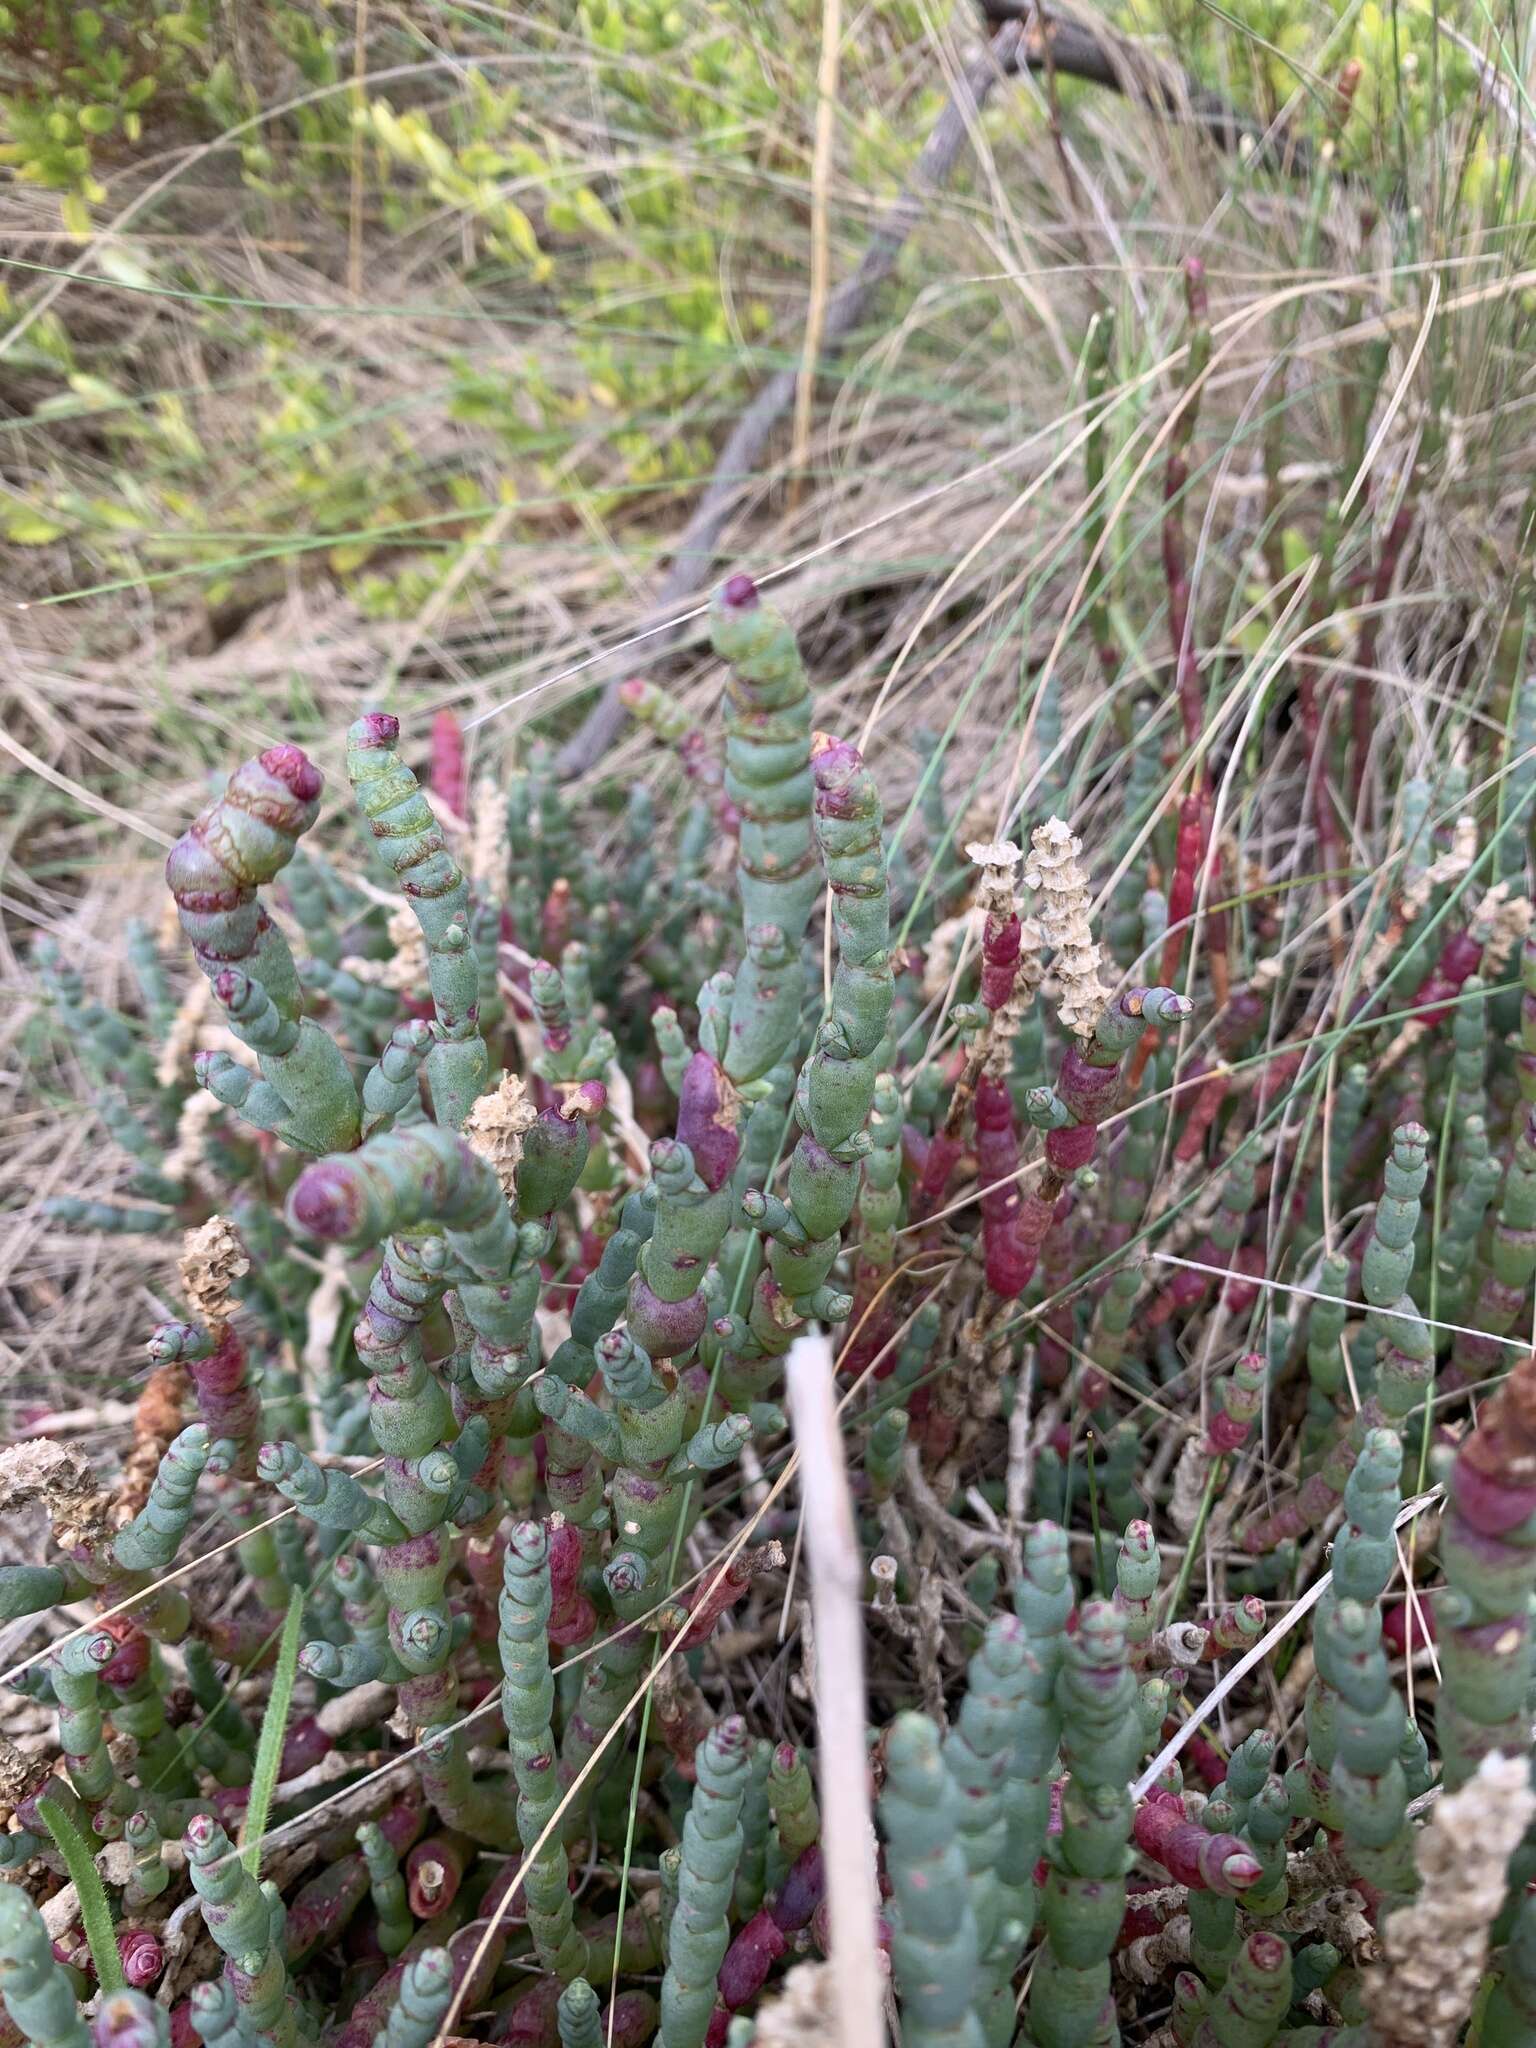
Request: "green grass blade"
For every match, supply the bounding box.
[239,1585,304,1880]
[38,1792,123,1994]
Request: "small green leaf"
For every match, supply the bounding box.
[38,1793,123,1994]
[239,1585,304,1880]
[6,510,67,543]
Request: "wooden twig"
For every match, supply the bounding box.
[979,1,1321,176]
[786,1331,886,2048]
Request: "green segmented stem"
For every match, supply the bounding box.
[881,1711,986,2048]
[41,1196,175,1235]
[1090,1253,1147,1387]
[346,713,487,1129]
[627,1137,733,1363]
[1238,1779,1290,1918]
[1437,1135,1501,1326]
[303,956,400,1054]
[1246,1128,1432,1553]
[556,1979,603,2048]
[186,1982,240,2048]
[1480,1886,1536,2044]
[986,1619,1058,2043]
[257,1440,408,1543]
[1114,1520,1159,1650]
[289,1124,507,1261]
[659,1717,750,2048]
[1438,1351,1536,1791]
[1357,1122,1435,1430]
[498,1521,587,1981]
[733,1738,774,1920]
[1287,1428,1401,1839]
[371,1948,453,2048]
[52,1631,118,1806]
[1026,1602,1140,2048]
[865,1406,909,1505]
[1326,1597,1414,1905]
[1187,1794,1242,1985]
[94,1990,170,2048]
[124,1811,168,1905]
[184,1813,279,1961]
[164,746,317,1014]
[736,734,892,1366]
[0,1881,92,2048]
[532,954,614,1085]
[358,1822,412,1956]
[1300,1250,1349,1460]
[362,1020,436,1136]
[725,924,802,1087]
[711,576,818,936]
[1190,1930,1292,2047]
[111,1426,210,1573]
[1014,1522,1074,1684]
[282,849,342,964]
[767,1741,820,1878]
[165,745,360,1152]
[194,1050,301,1143]
[211,964,359,1155]
[289,1126,544,1477]
[1453,1046,1536,1393]
[0,1565,80,1624]
[945,1615,1045,2041]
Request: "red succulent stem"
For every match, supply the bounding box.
[1172,1063,1229,1164]
[428,709,468,822]
[1133,1786,1262,1895]
[975,1073,1029,1300]
[1159,795,1205,991]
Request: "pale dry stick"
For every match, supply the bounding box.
[789,0,844,513]
[1131,1487,1443,1800]
[785,1332,886,2048]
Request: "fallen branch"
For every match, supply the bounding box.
[981,2,1322,176]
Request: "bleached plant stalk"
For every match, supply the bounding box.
[785,1332,885,2048]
